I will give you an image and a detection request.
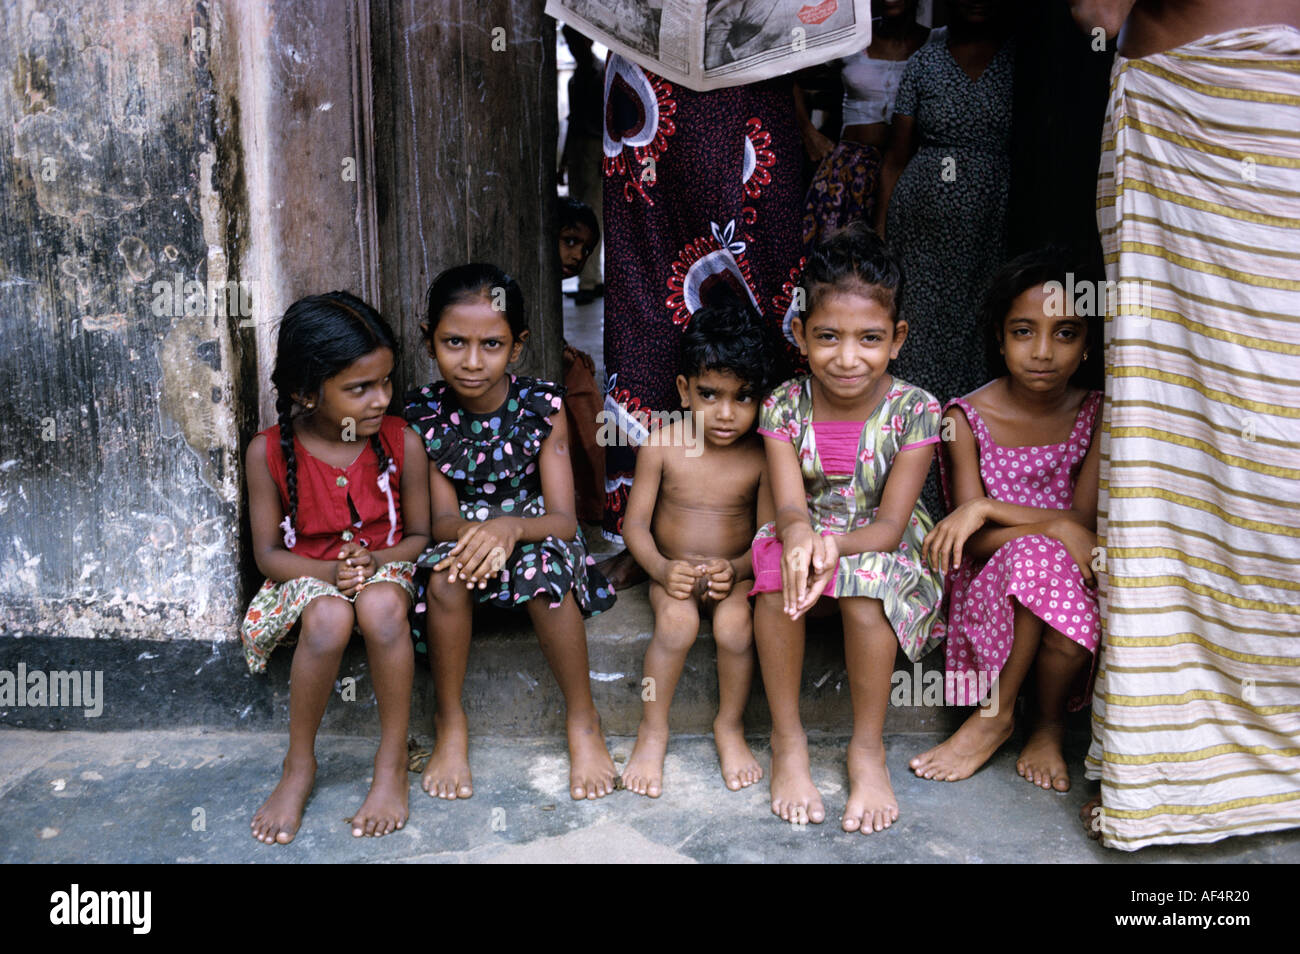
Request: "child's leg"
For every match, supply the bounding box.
[526,590,617,800]
[349,582,414,837]
[251,596,353,845]
[909,601,1039,782]
[1017,629,1090,792]
[839,596,900,834]
[753,591,824,823]
[623,581,700,797]
[710,586,762,791]
[422,569,475,799]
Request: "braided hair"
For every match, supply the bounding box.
[271,291,399,546]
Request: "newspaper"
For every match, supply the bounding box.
[548,0,874,91]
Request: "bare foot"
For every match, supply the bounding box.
[350,759,410,837]
[1017,722,1070,791]
[251,755,316,845]
[568,710,617,799]
[842,740,898,834]
[768,732,825,824]
[1080,794,1104,840]
[909,711,1013,782]
[596,549,647,591]
[623,722,668,797]
[714,716,762,791]
[421,713,473,800]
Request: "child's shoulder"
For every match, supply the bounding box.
[761,374,809,409]
[886,377,942,414]
[513,375,567,420]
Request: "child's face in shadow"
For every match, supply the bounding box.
[424,297,526,412]
[299,346,395,440]
[559,224,595,278]
[999,284,1087,393]
[675,368,758,449]
[793,290,906,407]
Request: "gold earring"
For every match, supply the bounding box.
[1083,351,1090,361]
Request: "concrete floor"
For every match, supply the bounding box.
[4,727,1298,863]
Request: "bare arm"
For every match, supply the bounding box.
[370,427,432,567]
[874,112,918,236]
[793,82,835,162]
[621,440,671,585]
[523,407,581,544]
[730,459,775,582]
[834,443,934,557]
[924,406,1100,571]
[246,434,344,586]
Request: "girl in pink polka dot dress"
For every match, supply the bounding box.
[910,248,1103,794]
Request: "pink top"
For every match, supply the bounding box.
[760,418,939,476]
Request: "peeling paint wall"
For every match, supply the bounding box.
[0,1,243,640]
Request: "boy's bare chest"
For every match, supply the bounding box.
[659,448,761,509]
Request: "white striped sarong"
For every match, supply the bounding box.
[1086,25,1300,850]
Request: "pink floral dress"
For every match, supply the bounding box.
[940,391,1103,708]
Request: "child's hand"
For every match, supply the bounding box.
[335,542,374,597]
[1047,518,1099,588]
[662,560,702,600]
[435,518,521,589]
[790,533,838,620]
[781,523,816,616]
[701,558,735,601]
[923,498,989,570]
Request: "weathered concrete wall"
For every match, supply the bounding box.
[0,0,245,642]
[0,0,561,667]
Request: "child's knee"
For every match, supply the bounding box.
[300,596,354,651]
[653,599,700,644]
[427,570,472,609]
[711,607,753,653]
[1043,629,1089,660]
[354,584,411,642]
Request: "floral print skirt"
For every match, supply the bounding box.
[240,561,419,674]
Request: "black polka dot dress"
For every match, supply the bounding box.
[404,375,616,615]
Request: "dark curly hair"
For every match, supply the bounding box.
[271,291,399,543]
[679,300,778,395]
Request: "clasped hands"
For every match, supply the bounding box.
[662,558,736,602]
[433,517,521,589]
[780,523,838,620]
[334,541,375,598]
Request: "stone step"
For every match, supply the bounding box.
[0,580,1083,737]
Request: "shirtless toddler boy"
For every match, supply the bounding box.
[621,303,776,796]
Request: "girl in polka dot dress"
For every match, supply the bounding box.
[910,248,1103,794]
[404,264,618,805]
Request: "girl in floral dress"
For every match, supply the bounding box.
[750,223,945,835]
[241,292,431,845]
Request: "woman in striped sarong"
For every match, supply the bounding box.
[1077,6,1300,850]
